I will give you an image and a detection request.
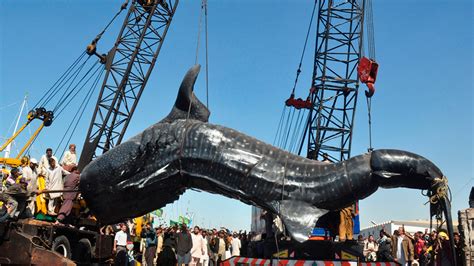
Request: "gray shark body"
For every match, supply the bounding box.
[81,65,446,242]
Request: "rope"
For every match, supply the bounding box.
[194,0,204,65]
[275,157,289,260]
[365,96,373,151]
[365,0,376,59]
[194,0,210,108]
[204,0,209,109]
[429,176,450,205]
[179,0,210,176]
[273,105,287,145]
[289,109,306,153]
[282,108,296,149]
[274,0,316,152]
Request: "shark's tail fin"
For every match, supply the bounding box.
[162,64,210,123]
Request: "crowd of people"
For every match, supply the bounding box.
[107,221,250,266]
[0,144,79,223]
[357,226,464,265]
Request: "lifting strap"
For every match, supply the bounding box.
[194,0,210,109]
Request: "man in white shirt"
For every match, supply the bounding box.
[39,148,58,176]
[191,226,206,266]
[114,223,129,266]
[201,230,210,266]
[22,158,39,214]
[60,144,77,172]
[45,158,68,215]
[231,232,241,257]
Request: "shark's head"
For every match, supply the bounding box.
[371,149,444,190]
[80,65,209,224]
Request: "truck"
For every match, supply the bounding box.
[0,193,114,265]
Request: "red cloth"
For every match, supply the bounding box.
[415,239,425,257]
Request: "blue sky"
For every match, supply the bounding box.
[0,0,472,232]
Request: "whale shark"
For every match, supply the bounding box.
[80,65,450,242]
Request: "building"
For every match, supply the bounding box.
[359,219,459,238]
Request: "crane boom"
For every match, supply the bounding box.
[78,0,178,170]
[304,0,365,162]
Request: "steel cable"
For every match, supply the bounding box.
[54,60,101,118]
[34,52,87,109]
[273,105,287,145]
[55,67,104,159]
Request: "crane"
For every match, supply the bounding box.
[273,0,378,240]
[78,0,179,170]
[0,106,54,167]
[302,0,375,162]
[300,0,378,239]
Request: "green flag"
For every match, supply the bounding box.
[153,209,163,217]
[178,215,190,225]
[170,220,178,226]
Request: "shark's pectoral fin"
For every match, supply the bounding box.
[274,200,328,243]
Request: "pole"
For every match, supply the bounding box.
[5,94,28,158]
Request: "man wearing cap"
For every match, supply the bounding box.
[190,226,205,266]
[22,157,39,214]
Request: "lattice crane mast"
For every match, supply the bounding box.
[275,0,378,238]
[305,0,368,162]
[78,0,179,170]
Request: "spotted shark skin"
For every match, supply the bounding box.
[80,65,448,242]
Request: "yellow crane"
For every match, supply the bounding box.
[0,107,53,167]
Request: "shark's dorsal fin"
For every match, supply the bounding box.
[162,65,210,123]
